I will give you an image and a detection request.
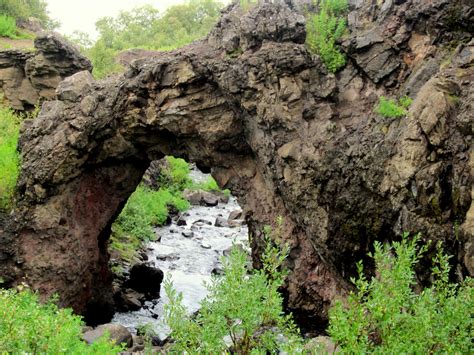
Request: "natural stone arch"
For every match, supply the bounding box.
[1,0,472,326]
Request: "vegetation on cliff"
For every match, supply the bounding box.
[375,95,413,118]
[306,0,348,73]
[0,288,121,353]
[110,157,191,271]
[0,105,20,211]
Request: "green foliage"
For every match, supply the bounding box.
[164,222,303,353]
[0,105,20,211]
[306,0,348,73]
[0,0,58,30]
[159,156,193,192]
[136,322,156,353]
[110,185,189,266]
[328,233,473,353]
[0,15,16,38]
[110,156,193,270]
[193,176,231,197]
[0,288,122,353]
[375,95,413,118]
[72,0,223,79]
[87,40,123,80]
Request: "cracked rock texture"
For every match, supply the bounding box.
[0,32,92,110]
[0,0,472,326]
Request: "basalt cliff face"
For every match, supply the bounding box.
[0,0,472,327]
[0,33,92,110]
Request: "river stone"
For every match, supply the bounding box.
[176,217,187,226]
[82,323,133,348]
[182,230,194,238]
[183,190,220,206]
[201,242,212,249]
[129,335,145,352]
[215,216,228,227]
[202,193,219,206]
[193,219,212,226]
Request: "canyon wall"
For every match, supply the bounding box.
[0,0,472,326]
[0,33,91,110]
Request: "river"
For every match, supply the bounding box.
[112,168,249,340]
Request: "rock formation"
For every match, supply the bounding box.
[0,32,92,110]
[0,0,472,327]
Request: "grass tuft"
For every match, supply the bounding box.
[0,105,20,211]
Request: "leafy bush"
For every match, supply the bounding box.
[159,156,193,192]
[0,288,121,353]
[375,95,413,118]
[329,233,473,353]
[0,15,17,38]
[0,105,20,211]
[306,0,348,73]
[164,223,303,353]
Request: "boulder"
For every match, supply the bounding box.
[176,217,187,226]
[125,263,164,298]
[215,216,228,227]
[82,323,133,348]
[228,210,243,221]
[0,32,92,111]
[115,288,144,311]
[183,190,219,206]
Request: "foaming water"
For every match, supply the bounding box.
[112,169,248,339]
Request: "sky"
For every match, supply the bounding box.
[46,0,188,39]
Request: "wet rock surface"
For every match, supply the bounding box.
[0,0,472,328]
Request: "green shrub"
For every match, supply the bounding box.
[110,185,189,266]
[306,0,348,73]
[0,288,122,353]
[0,105,21,211]
[375,95,413,118]
[164,222,303,353]
[0,15,17,38]
[159,156,192,192]
[328,233,473,353]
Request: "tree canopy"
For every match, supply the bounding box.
[0,0,58,29]
[70,0,224,79]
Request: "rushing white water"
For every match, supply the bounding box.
[112,169,248,340]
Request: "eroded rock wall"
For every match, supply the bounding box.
[1,0,472,326]
[0,33,92,110]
